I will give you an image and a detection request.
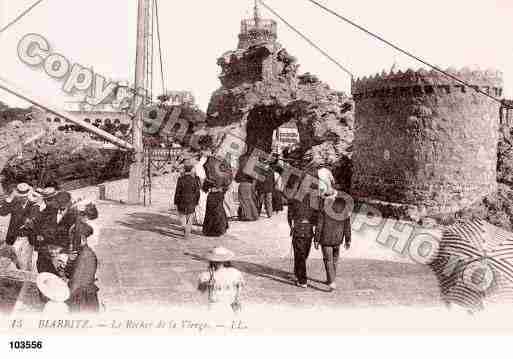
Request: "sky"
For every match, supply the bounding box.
[0,0,513,111]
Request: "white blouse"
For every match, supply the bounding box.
[198,267,244,309]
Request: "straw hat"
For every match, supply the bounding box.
[28,187,47,202]
[28,189,42,202]
[13,183,32,197]
[205,247,235,263]
[40,187,57,199]
[36,272,70,302]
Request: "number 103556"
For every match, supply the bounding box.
[9,340,43,350]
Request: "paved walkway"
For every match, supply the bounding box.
[92,200,442,312]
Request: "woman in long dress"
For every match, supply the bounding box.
[202,157,232,237]
[272,170,284,213]
[66,202,100,313]
[193,155,208,225]
[235,154,259,221]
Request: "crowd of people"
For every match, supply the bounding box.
[0,148,351,315]
[0,182,100,313]
[174,152,288,239]
[173,149,352,313]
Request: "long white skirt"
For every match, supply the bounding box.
[223,184,239,219]
[194,191,208,225]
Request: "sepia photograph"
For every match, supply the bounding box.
[0,0,512,354]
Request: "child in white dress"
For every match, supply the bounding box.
[198,247,244,315]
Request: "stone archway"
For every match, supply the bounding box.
[244,104,302,155]
[184,34,355,187]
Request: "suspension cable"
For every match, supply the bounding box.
[154,0,166,96]
[305,0,504,105]
[258,0,354,81]
[0,0,46,34]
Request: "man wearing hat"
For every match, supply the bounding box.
[28,187,56,211]
[32,191,76,274]
[0,183,38,270]
[174,160,201,240]
[24,187,57,272]
[25,187,57,242]
[54,192,77,243]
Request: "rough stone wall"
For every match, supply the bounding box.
[351,68,503,216]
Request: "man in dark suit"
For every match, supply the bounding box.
[34,191,75,275]
[174,162,201,240]
[53,191,78,249]
[287,172,319,288]
[0,183,38,270]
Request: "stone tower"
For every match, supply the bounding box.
[351,68,503,216]
[237,1,278,50]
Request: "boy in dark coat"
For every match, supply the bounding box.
[174,163,201,239]
[288,194,318,288]
[314,191,352,291]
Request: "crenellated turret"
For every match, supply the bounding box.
[351,67,503,216]
[352,67,503,100]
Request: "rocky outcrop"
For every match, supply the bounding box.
[204,42,353,168]
[0,118,130,192]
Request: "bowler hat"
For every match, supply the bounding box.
[205,247,235,263]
